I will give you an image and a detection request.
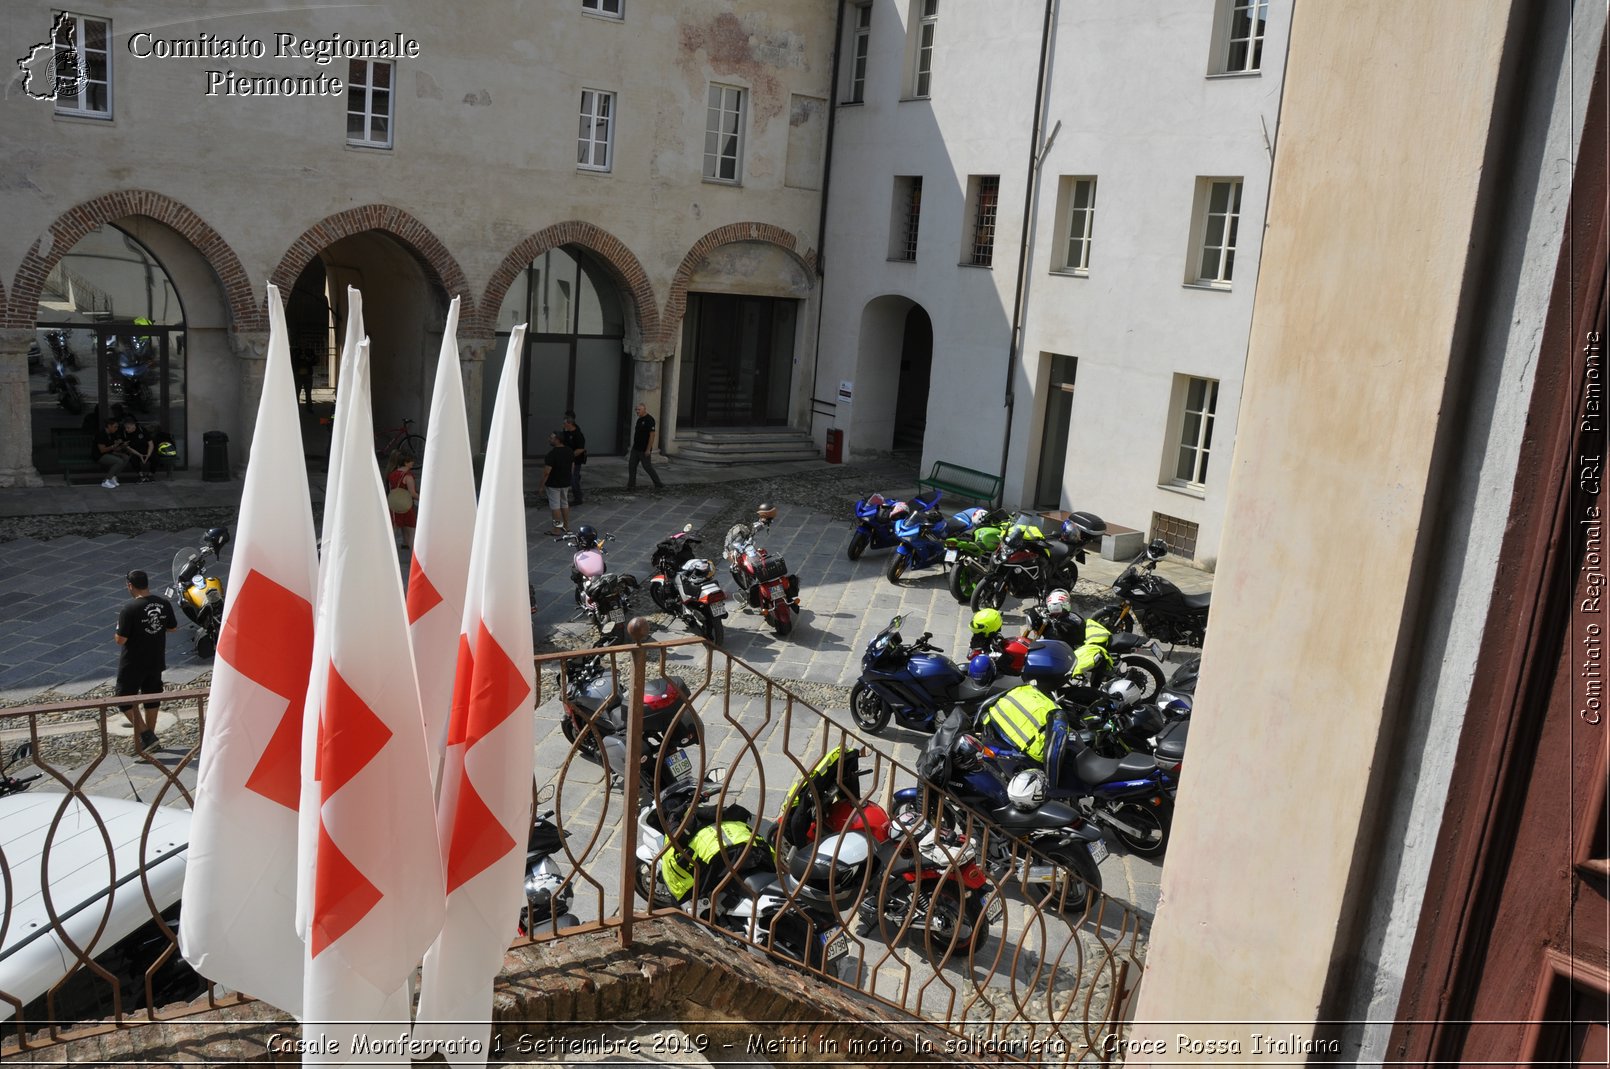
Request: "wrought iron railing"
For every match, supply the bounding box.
[0,632,1148,1062]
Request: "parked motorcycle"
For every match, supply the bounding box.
[0,742,40,798]
[849,615,1003,735]
[647,524,728,645]
[520,800,580,935]
[1020,607,1169,706]
[43,336,86,415]
[723,505,801,637]
[974,694,1176,856]
[576,572,639,638]
[858,807,999,966]
[556,651,702,789]
[847,490,942,561]
[943,509,1013,603]
[888,506,991,585]
[108,335,157,412]
[165,527,229,658]
[635,774,854,977]
[562,526,611,607]
[1094,539,1211,649]
[969,512,1106,612]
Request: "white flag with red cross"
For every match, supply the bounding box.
[407,296,476,787]
[298,337,446,1063]
[179,283,317,1017]
[412,326,533,1068]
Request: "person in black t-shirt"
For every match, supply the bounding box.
[540,431,573,535]
[121,416,154,482]
[627,402,664,490]
[115,569,178,753]
[562,412,587,506]
[94,415,129,488]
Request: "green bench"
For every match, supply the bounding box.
[49,427,103,484]
[917,461,1002,505]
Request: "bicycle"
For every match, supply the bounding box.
[375,417,426,465]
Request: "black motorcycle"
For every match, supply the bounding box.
[521,801,580,935]
[576,571,639,639]
[969,513,1106,612]
[0,742,39,797]
[1095,539,1210,649]
[556,650,703,790]
[647,525,729,645]
[42,331,86,415]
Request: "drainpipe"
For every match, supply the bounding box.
[995,0,1057,509]
[807,0,848,440]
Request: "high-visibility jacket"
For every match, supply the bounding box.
[982,685,1060,762]
[659,820,764,902]
[1071,618,1113,678]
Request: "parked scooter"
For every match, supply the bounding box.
[849,615,1003,735]
[969,513,1106,612]
[1094,539,1211,650]
[634,774,854,977]
[0,742,40,798]
[556,652,703,788]
[647,524,728,645]
[165,527,229,658]
[723,504,801,637]
[848,490,943,561]
[520,798,580,935]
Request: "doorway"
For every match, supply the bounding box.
[892,306,933,452]
[1034,354,1077,509]
[678,293,796,427]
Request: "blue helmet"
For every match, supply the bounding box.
[968,652,997,685]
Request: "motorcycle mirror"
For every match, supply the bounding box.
[10,741,31,762]
[703,766,728,788]
[889,613,904,632]
[682,523,694,533]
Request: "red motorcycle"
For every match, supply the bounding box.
[722,504,801,637]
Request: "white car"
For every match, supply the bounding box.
[0,792,192,1024]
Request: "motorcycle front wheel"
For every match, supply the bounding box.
[1040,841,1105,898]
[948,561,978,604]
[969,575,1008,612]
[847,531,871,561]
[195,634,215,659]
[885,553,909,585]
[1108,796,1173,857]
[848,682,893,733]
[1114,655,1165,702]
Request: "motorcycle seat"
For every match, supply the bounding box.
[1043,540,1071,560]
[1108,632,1147,653]
[987,799,1082,831]
[1070,747,1158,785]
[1180,590,1212,611]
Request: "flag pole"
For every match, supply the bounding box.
[619,615,652,950]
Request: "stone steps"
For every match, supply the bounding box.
[673,428,821,465]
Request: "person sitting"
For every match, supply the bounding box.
[121,415,154,482]
[94,414,129,489]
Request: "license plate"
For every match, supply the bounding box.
[711,604,728,618]
[608,608,626,624]
[945,549,958,563]
[667,749,693,781]
[984,897,1004,923]
[823,930,849,961]
[1088,839,1110,865]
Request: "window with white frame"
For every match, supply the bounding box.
[847,2,872,103]
[964,174,999,267]
[1212,0,1269,74]
[346,59,394,148]
[582,0,623,17]
[912,0,938,98]
[577,89,614,171]
[888,175,922,261]
[52,13,111,118]
[703,84,745,183]
[1191,177,1242,286]
[1169,375,1219,488]
[1056,176,1097,273]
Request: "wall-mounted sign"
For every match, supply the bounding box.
[838,380,853,406]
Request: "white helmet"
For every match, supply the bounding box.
[1045,589,1072,617]
[1007,769,1048,811]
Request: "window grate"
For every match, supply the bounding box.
[899,177,922,261]
[971,175,999,267]
[1150,513,1200,560]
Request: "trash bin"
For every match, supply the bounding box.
[201,431,230,482]
[825,428,844,465]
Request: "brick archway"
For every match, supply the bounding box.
[482,222,660,347]
[659,223,817,349]
[5,190,257,330]
[268,206,478,331]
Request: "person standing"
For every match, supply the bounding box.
[562,412,587,506]
[541,430,574,535]
[115,569,178,753]
[387,455,420,553]
[627,401,664,491]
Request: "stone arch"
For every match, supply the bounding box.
[482,222,660,351]
[659,223,817,349]
[6,190,257,330]
[268,205,479,332]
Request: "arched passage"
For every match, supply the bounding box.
[852,295,933,455]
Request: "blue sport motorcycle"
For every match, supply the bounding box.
[849,615,1001,735]
[887,507,986,584]
[848,490,941,561]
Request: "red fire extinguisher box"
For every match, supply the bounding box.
[825,428,843,464]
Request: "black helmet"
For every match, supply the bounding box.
[576,524,600,548]
[204,527,230,550]
[757,503,778,522]
[953,734,986,772]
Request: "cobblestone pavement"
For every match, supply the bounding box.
[0,452,1212,929]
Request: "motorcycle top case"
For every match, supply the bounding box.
[1020,639,1076,684]
[753,556,790,583]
